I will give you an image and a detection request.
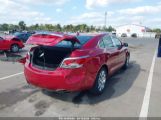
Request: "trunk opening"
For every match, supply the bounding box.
[32,46,75,71]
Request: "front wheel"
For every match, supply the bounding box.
[90,67,107,95]
[10,44,19,53]
[122,55,130,70]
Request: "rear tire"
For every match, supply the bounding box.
[10,44,19,53]
[122,55,130,70]
[90,67,107,95]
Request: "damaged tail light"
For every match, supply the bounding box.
[26,47,35,64]
[60,56,89,69]
[18,51,31,65]
[26,52,30,64]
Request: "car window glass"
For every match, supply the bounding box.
[99,39,105,48]
[76,36,93,45]
[103,36,114,48]
[111,36,122,48]
[56,40,81,48]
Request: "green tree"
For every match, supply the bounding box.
[55,24,62,32]
[1,24,9,31]
[152,28,161,33]
[18,21,26,30]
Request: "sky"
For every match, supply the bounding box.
[0,0,161,28]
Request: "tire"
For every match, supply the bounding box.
[90,67,107,95]
[122,55,130,70]
[10,44,19,53]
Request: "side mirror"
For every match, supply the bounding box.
[123,43,128,47]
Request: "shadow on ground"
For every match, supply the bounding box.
[0,51,25,62]
[0,85,38,110]
[42,61,140,105]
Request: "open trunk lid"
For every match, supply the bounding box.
[26,33,80,46]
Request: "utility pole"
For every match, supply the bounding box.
[105,12,107,29]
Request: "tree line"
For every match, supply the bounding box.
[0,21,115,33]
[0,21,160,33]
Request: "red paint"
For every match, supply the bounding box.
[22,33,130,92]
[0,36,24,51]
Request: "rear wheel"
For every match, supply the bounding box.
[10,44,19,53]
[90,67,107,95]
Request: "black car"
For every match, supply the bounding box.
[131,33,137,38]
[13,32,33,43]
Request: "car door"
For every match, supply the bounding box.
[111,36,126,68]
[101,35,120,74]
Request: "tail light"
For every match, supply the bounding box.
[60,56,89,69]
[19,47,35,64]
[26,52,30,64]
[26,47,35,64]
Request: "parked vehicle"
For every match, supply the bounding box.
[20,33,130,95]
[0,36,24,52]
[13,32,33,43]
[121,33,127,37]
[131,33,137,38]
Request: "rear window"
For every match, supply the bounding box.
[55,36,93,48]
[56,40,80,48]
[76,36,93,45]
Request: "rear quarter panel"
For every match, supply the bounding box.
[70,47,109,88]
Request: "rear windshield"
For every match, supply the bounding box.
[76,36,93,45]
[55,36,93,48]
[56,40,81,48]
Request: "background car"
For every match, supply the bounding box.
[121,33,127,37]
[13,32,33,43]
[131,33,137,38]
[20,33,130,95]
[0,36,24,52]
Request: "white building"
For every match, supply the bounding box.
[115,24,153,37]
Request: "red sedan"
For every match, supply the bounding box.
[21,33,130,95]
[0,36,24,52]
